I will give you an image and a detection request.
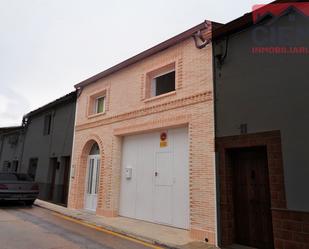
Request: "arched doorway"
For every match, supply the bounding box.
[84,142,100,211]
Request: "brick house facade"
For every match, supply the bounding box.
[68,22,218,243]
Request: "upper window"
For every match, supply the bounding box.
[95,96,105,114]
[88,89,108,117]
[43,114,52,135]
[2,161,11,172]
[145,63,176,99]
[12,160,18,172]
[151,70,175,97]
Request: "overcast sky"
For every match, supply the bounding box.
[0,0,270,127]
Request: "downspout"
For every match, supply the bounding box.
[193,21,211,49]
[0,133,4,166]
[19,116,29,173]
[212,36,229,247]
[212,39,221,248]
[76,87,83,98]
[67,90,79,208]
[193,22,219,247]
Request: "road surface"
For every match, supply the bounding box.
[0,202,163,249]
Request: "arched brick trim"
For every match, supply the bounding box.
[75,134,105,211]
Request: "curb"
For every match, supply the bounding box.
[34,201,179,249]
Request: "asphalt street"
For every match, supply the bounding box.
[0,202,164,249]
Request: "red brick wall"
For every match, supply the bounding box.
[273,209,309,249]
[68,33,216,243]
[216,131,286,247]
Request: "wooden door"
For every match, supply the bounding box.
[232,147,274,249]
[61,157,71,206]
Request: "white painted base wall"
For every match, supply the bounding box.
[119,127,189,229]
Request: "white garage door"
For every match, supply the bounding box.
[119,127,189,229]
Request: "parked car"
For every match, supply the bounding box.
[0,173,39,205]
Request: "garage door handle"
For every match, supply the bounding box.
[155,172,158,177]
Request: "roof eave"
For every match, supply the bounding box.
[24,91,77,119]
[212,0,306,40]
[75,20,218,89]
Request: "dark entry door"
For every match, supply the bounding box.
[61,156,71,206]
[49,158,58,201]
[232,147,274,249]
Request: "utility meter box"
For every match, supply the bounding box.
[125,167,132,179]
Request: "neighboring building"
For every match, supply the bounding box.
[0,126,25,172]
[19,91,76,206]
[213,2,309,249]
[68,21,219,243]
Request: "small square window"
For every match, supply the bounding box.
[3,161,11,172]
[87,90,108,117]
[151,71,175,97]
[95,96,105,114]
[12,160,18,172]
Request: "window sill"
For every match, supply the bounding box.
[144,91,176,103]
[87,111,106,119]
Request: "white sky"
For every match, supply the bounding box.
[0,0,270,127]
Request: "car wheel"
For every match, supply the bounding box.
[25,200,35,206]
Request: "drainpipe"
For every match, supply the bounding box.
[212,36,230,247]
[18,118,28,173]
[0,133,4,165]
[194,21,220,246]
[193,21,211,49]
[211,40,219,248]
[67,91,79,208]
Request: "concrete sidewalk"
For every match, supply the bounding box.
[34,199,216,249]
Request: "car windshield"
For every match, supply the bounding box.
[0,173,18,181]
[0,173,33,181]
[16,174,33,181]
